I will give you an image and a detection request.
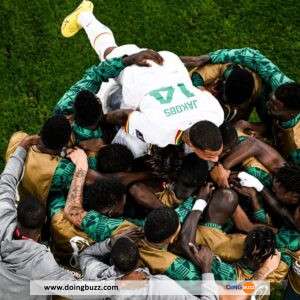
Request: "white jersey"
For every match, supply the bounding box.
[121,50,224,147]
[98,46,196,110]
[119,50,190,109]
[126,86,224,147]
[99,45,224,147]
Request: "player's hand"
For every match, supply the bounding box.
[263,250,281,272]
[210,163,231,188]
[79,138,105,152]
[255,250,281,279]
[123,49,164,67]
[110,227,144,246]
[197,182,215,201]
[232,184,258,200]
[19,135,41,150]
[67,147,88,171]
[189,243,214,273]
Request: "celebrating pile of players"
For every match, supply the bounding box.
[1,1,299,299]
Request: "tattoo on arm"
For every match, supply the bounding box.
[64,168,88,227]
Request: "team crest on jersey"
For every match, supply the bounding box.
[136,130,145,142]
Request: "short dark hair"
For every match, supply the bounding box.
[84,179,126,211]
[189,121,223,151]
[176,153,209,188]
[224,67,255,105]
[274,82,300,110]
[244,227,276,265]
[96,144,134,173]
[219,122,238,149]
[147,145,184,181]
[74,90,103,127]
[111,237,139,273]
[17,196,46,230]
[40,116,72,150]
[144,208,179,243]
[275,165,300,195]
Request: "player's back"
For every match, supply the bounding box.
[126,75,224,147]
[120,51,190,109]
[141,85,224,129]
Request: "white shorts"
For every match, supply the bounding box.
[112,127,148,158]
[97,44,145,113]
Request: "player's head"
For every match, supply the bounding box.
[219,122,238,157]
[144,208,180,244]
[147,145,183,182]
[224,67,255,105]
[272,165,300,205]
[207,189,239,225]
[174,153,209,199]
[268,83,300,119]
[17,195,46,241]
[74,90,104,129]
[111,237,139,274]
[242,227,276,271]
[188,121,223,162]
[40,115,72,151]
[96,144,134,173]
[84,179,127,217]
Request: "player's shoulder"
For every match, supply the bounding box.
[158,51,183,65]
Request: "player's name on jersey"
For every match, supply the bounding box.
[163,99,198,117]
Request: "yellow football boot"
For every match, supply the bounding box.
[61,0,94,38]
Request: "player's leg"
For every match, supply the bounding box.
[78,11,144,60]
[77,12,118,61]
[61,1,142,61]
[61,1,117,60]
[61,1,142,112]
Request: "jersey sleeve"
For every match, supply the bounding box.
[175,196,195,223]
[211,257,238,281]
[80,210,124,242]
[209,48,294,91]
[0,147,27,243]
[165,256,202,280]
[48,192,66,218]
[253,208,269,224]
[54,57,125,116]
[50,157,96,192]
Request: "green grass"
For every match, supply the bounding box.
[0,0,299,169]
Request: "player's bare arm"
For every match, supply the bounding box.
[223,137,285,172]
[64,148,88,227]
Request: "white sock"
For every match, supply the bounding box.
[78,12,117,60]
